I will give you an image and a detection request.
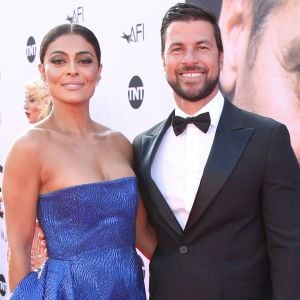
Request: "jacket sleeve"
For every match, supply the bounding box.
[262,123,300,299]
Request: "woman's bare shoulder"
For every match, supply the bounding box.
[93,122,130,144]
[93,123,133,159]
[7,127,49,158]
[105,129,131,149]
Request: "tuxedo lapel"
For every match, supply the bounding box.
[139,111,183,235]
[186,100,254,230]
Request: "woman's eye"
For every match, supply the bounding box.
[50,58,65,64]
[26,98,36,103]
[79,58,93,64]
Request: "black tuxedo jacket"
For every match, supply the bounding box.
[133,99,300,300]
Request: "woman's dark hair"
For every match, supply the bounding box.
[160,2,223,55]
[39,23,101,65]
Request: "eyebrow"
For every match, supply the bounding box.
[169,40,211,47]
[49,50,95,57]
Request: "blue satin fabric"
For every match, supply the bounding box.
[10,177,146,300]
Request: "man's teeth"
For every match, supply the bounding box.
[182,73,201,78]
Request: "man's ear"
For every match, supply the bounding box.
[161,53,166,70]
[219,0,252,99]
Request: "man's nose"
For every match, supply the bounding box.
[182,49,199,63]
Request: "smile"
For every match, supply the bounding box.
[181,72,202,78]
[62,83,84,90]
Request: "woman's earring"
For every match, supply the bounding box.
[41,75,48,86]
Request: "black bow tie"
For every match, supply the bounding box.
[172,112,211,136]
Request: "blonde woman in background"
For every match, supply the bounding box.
[24,79,52,123]
[24,78,52,270]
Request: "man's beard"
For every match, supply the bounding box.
[167,71,219,102]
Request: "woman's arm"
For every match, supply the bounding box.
[113,133,157,259]
[135,196,157,260]
[2,135,40,292]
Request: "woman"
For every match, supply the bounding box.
[24,78,52,123]
[24,79,52,270]
[3,23,156,299]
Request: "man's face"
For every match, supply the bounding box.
[162,20,223,110]
[223,1,300,162]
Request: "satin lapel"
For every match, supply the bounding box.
[185,100,254,230]
[140,111,183,235]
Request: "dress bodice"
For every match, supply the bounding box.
[38,177,137,260]
[10,176,146,300]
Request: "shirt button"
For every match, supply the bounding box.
[179,245,188,254]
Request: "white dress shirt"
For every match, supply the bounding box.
[151,91,224,229]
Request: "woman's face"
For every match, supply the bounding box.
[24,92,43,124]
[39,33,101,106]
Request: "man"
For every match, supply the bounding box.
[133,3,300,300]
[219,0,300,164]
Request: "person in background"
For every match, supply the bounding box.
[24,78,52,124]
[133,3,300,299]
[3,23,156,299]
[0,190,3,219]
[0,165,3,219]
[24,78,53,270]
[219,0,300,164]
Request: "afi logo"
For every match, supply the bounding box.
[121,23,144,43]
[66,6,84,24]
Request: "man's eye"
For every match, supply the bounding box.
[292,64,300,73]
[173,48,182,52]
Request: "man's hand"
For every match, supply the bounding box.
[31,221,48,270]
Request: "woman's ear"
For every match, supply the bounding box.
[96,64,103,84]
[38,64,46,80]
[219,0,252,99]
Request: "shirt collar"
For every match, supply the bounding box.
[174,91,224,128]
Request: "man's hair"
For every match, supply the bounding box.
[247,0,283,68]
[160,2,223,55]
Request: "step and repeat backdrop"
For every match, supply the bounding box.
[0,1,178,298]
[1,0,299,298]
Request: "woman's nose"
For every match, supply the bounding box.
[67,62,79,75]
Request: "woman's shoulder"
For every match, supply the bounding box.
[7,127,49,157]
[106,129,131,149]
[94,122,130,144]
[93,123,132,159]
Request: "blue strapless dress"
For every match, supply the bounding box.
[10,177,146,300]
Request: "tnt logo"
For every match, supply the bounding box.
[128,76,144,109]
[121,23,144,43]
[0,274,7,297]
[26,36,36,63]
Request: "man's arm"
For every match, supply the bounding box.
[262,123,300,299]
